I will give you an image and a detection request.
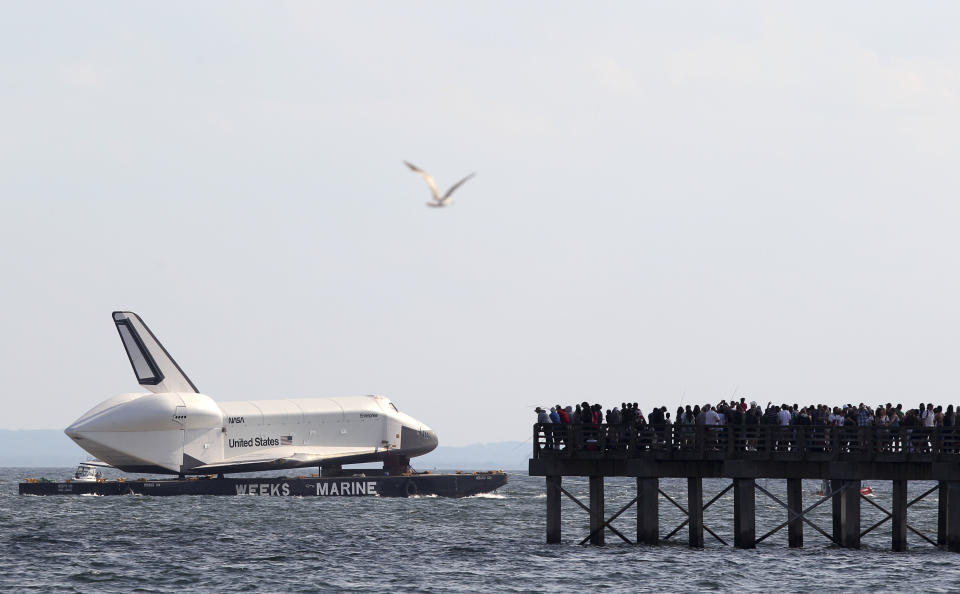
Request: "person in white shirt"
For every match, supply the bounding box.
[829,407,845,426]
[704,405,721,425]
[922,403,935,428]
[777,404,792,426]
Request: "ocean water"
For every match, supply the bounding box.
[2,467,957,592]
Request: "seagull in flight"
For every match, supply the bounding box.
[404,161,475,208]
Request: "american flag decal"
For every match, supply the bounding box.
[280,435,293,445]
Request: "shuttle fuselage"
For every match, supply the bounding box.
[65,312,437,475]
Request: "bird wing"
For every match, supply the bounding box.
[442,172,476,200]
[404,161,441,200]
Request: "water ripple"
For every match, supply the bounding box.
[1,469,956,592]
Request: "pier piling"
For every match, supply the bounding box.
[636,478,659,545]
[589,476,605,546]
[733,478,755,548]
[892,479,907,551]
[546,475,561,544]
[840,480,861,548]
[831,478,843,544]
[787,478,803,548]
[947,481,960,553]
[939,481,948,547]
[688,477,703,548]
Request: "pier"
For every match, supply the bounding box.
[529,424,960,550]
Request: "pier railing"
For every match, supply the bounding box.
[533,423,960,462]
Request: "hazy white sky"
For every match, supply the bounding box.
[3,2,960,445]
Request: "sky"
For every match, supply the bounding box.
[2,2,960,446]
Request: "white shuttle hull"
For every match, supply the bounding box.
[65,312,437,475]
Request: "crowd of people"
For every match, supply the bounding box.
[535,399,959,429]
[535,400,960,454]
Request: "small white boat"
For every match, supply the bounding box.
[72,463,103,482]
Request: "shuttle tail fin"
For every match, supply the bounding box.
[112,311,198,393]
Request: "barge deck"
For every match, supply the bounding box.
[20,470,508,498]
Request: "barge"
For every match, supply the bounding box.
[20,468,508,498]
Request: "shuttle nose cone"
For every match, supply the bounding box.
[400,426,439,457]
[65,416,97,441]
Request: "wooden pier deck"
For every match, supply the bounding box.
[528,424,960,549]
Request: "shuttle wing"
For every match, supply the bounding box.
[112,311,198,394]
[189,447,382,474]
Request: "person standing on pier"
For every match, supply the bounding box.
[829,407,843,426]
[536,407,553,449]
[623,404,635,425]
[777,405,791,426]
[875,407,889,426]
[536,407,550,424]
[922,404,935,428]
[608,406,619,425]
[857,404,872,427]
[548,407,561,449]
[704,404,720,425]
[555,405,571,450]
[763,405,779,425]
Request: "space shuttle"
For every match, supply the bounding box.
[65,312,438,476]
